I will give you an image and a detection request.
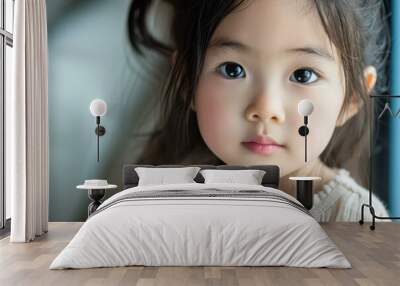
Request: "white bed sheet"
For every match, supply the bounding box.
[50,183,351,269]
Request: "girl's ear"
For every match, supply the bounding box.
[364,65,377,93]
[336,66,377,127]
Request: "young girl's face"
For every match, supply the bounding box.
[193,0,350,177]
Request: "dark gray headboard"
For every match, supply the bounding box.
[123,164,280,190]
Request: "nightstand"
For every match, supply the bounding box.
[289,176,321,210]
[77,180,117,217]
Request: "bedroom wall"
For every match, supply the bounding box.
[47,0,170,221]
[47,0,393,222]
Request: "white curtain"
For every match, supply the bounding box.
[7,0,49,242]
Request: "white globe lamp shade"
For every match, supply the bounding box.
[298,99,314,116]
[90,99,107,117]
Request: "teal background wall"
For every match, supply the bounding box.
[47,0,170,221]
[389,0,400,216]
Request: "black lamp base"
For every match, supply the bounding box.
[95,126,106,136]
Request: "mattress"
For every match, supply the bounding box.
[50,183,351,269]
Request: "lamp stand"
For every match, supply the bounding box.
[298,116,309,162]
[94,116,106,162]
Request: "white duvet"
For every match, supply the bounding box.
[50,183,351,269]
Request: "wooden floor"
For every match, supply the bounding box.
[0,222,399,286]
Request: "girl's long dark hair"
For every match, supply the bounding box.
[127,0,390,185]
[128,0,247,165]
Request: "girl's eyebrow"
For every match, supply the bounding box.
[209,37,335,61]
[209,37,252,53]
[287,47,335,61]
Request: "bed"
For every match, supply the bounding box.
[49,164,351,269]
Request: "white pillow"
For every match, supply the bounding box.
[135,167,201,186]
[200,169,266,185]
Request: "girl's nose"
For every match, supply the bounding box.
[244,94,286,124]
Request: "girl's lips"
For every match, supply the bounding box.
[242,142,284,155]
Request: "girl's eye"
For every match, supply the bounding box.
[290,68,319,84]
[217,62,246,79]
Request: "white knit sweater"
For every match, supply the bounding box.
[309,169,390,222]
